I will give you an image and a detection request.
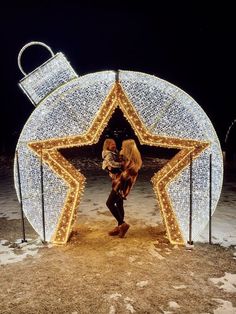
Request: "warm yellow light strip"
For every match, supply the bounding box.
[45,150,85,244]
[28,82,209,245]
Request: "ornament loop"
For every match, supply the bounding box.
[17,41,54,76]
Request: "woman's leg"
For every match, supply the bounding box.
[106,189,124,225]
[115,194,124,224]
[115,194,130,238]
[106,189,129,237]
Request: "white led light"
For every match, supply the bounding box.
[14,47,223,244]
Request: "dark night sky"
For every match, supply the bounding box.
[0,0,235,153]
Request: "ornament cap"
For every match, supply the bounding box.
[17,41,78,106]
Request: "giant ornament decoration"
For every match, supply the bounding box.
[14,42,223,245]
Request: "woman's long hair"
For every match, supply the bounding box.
[111,139,142,198]
[120,139,142,173]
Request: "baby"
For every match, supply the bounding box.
[102,138,122,176]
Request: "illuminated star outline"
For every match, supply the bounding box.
[28,82,209,245]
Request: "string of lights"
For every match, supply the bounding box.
[14,43,223,245]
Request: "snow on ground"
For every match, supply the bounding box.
[197,180,236,247]
[105,293,135,313]
[212,299,236,314]
[0,238,47,265]
[209,272,236,314]
[1,156,236,266]
[0,156,236,314]
[209,273,236,293]
[0,177,21,220]
[168,301,180,309]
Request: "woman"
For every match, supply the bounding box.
[106,139,142,238]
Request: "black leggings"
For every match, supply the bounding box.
[106,190,124,226]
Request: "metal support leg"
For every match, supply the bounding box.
[16,151,27,243]
[40,151,46,243]
[209,154,212,244]
[188,153,193,245]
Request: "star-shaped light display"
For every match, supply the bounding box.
[27,82,209,245]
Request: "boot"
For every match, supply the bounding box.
[108,226,120,236]
[119,222,130,238]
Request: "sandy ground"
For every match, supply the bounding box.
[0,155,236,314]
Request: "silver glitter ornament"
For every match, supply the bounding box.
[14,42,223,245]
